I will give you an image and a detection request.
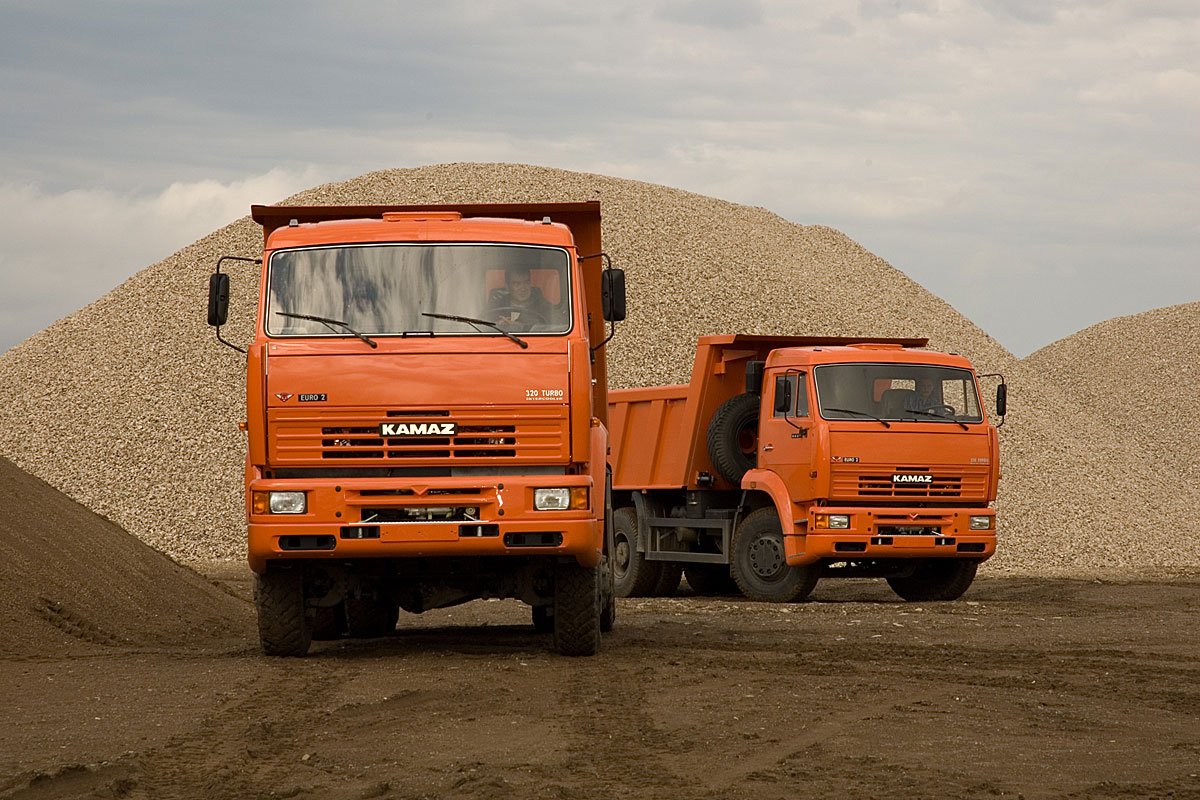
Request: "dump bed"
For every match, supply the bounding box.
[609,334,926,490]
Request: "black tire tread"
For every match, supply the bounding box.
[706,393,760,485]
[255,568,311,657]
[651,562,683,597]
[613,507,662,597]
[554,563,601,656]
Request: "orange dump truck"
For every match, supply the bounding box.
[608,335,1005,602]
[206,202,626,656]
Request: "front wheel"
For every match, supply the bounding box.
[887,560,978,601]
[554,562,601,656]
[731,508,819,603]
[255,567,312,657]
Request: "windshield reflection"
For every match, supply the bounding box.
[266,244,571,337]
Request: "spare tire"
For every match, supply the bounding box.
[707,392,760,484]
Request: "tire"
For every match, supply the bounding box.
[532,605,554,633]
[707,393,760,485]
[553,561,601,656]
[601,470,616,633]
[255,567,312,657]
[684,563,736,596]
[311,604,345,641]
[612,507,663,597]
[601,589,616,633]
[887,559,978,601]
[651,562,683,597]
[346,594,398,638]
[731,508,819,603]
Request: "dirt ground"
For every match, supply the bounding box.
[2,570,1198,800]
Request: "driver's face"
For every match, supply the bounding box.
[917,379,935,397]
[507,274,532,303]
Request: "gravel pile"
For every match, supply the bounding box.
[0,163,1195,575]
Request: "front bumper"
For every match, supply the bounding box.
[785,506,996,566]
[246,473,601,573]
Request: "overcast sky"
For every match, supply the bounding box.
[1,0,1196,356]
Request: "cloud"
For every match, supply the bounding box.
[0,1,1197,356]
[0,167,327,351]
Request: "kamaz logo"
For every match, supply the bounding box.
[892,473,933,484]
[380,422,457,436]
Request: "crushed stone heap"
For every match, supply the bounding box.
[0,163,1196,575]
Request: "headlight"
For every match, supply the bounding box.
[814,513,851,529]
[269,491,307,514]
[969,515,993,530]
[533,487,588,511]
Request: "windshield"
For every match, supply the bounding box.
[814,363,983,423]
[266,243,572,337]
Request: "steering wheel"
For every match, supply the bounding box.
[926,404,957,417]
[489,305,547,325]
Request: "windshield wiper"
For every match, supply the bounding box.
[824,407,891,428]
[421,312,528,349]
[276,311,378,348]
[902,408,969,430]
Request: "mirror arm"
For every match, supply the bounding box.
[977,372,1007,427]
[581,252,620,353]
[211,255,260,355]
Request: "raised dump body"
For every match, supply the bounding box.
[609,334,1004,602]
[207,202,627,656]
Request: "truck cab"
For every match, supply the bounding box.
[747,343,999,573]
[608,335,1004,603]
[208,202,624,656]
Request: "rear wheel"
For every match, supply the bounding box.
[651,562,683,597]
[612,507,662,597]
[532,604,554,633]
[346,593,398,638]
[554,562,601,656]
[731,508,819,603]
[707,393,760,484]
[311,605,345,641]
[255,567,311,657]
[684,563,736,596]
[887,560,978,601]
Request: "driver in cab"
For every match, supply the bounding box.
[492,266,554,330]
[905,378,942,412]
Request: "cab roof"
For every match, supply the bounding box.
[253,203,592,250]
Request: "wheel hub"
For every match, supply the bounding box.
[614,538,631,578]
[748,535,785,580]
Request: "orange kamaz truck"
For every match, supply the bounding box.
[206,202,625,656]
[608,335,1005,602]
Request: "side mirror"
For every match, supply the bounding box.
[601,269,626,322]
[745,361,765,395]
[208,273,230,327]
[774,378,792,414]
[996,383,1007,417]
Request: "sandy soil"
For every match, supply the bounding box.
[3,571,1198,800]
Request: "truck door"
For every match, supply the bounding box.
[758,370,814,497]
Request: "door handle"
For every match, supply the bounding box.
[762,444,774,451]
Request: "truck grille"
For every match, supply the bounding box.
[268,406,569,466]
[830,467,989,501]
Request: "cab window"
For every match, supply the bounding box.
[773,373,809,418]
